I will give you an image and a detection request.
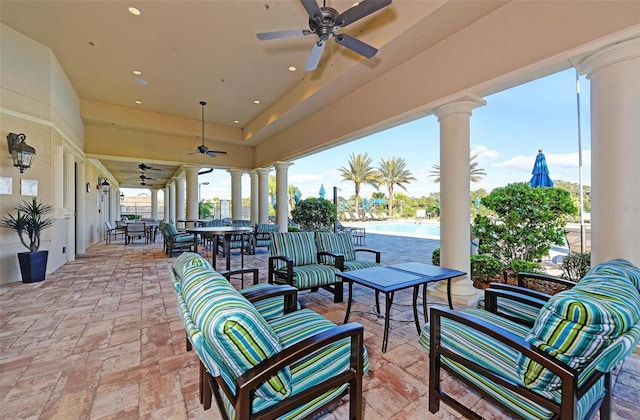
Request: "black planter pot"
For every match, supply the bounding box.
[17,250,48,283]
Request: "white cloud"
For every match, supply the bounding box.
[472,145,500,160]
[491,154,532,172]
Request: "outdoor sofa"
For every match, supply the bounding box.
[421,258,640,419]
[170,252,369,419]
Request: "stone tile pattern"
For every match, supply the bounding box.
[1,233,638,419]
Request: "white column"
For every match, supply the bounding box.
[228,169,244,221]
[185,167,200,223]
[168,180,177,224]
[249,170,259,224]
[63,151,76,261]
[257,168,271,224]
[274,162,293,232]
[164,186,170,222]
[576,37,640,266]
[76,161,87,254]
[150,188,159,220]
[433,95,486,298]
[176,175,186,223]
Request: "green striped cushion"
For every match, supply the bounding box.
[517,275,640,392]
[166,223,180,236]
[241,283,301,321]
[273,265,340,289]
[270,232,318,267]
[588,258,640,291]
[173,253,212,285]
[343,260,381,271]
[183,268,292,401]
[477,296,540,326]
[315,232,356,263]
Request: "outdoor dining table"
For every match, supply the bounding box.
[185,226,253,271]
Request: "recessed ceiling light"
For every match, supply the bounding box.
[133,78,147,85]
[128,7,141,16]
[253,100,261,104]
[288,66,297,72]
[132,70,142,75]
[134,100,142,104]
[233,120,240,124]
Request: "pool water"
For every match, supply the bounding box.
[347,222,441,239]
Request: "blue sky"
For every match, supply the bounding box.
[135,68,591,201]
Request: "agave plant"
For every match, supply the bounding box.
[0,197,54,252]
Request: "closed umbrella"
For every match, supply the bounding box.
[318,184,326,199]
[530,149,554,188]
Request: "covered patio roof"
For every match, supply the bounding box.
[2,1,637,187]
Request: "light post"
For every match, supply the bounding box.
[199,182,210,218]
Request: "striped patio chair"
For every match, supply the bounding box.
[268,231,344,303]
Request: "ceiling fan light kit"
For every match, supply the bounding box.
[257,0,392,71]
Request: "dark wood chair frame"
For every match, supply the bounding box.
[429,306,612,420]
[205,322,364,420]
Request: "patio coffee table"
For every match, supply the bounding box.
[337,263,466,352]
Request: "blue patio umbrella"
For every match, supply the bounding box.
[371,198,387,205]
[294,188,301,204]
[318,184,326,199]
[530,149,554,188]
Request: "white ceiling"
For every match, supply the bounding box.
[2,1,638,188]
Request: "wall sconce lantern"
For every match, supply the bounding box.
[98,176,111,194]
[7,133,36,173]
[120,192,125,202]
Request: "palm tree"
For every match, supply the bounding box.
[378,157,415,217]
[427,153,487,183]
[338,153,380,217]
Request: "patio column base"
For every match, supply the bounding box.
[428,283,482,307]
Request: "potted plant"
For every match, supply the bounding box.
[0,197,54,283]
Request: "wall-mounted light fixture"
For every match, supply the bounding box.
[120,192,125,202]
[97,176,110,194]
[6,133,36,173]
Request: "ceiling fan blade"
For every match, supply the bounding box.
[300,0,322,22]
[257,29,311,41]
[338,0,392,27]
[335,34,378,58]
[305,40,325,71]
[208,150,228,155]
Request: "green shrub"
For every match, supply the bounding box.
[473,182,577,266]
[287,225,300,232]
[122,214,141,220]
[432,248,440,266]
[561,252,591,282]
[470,254,503,284]
[291,198,336,231]
[510,259,543,274]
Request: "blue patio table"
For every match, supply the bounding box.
[337,263,466,352]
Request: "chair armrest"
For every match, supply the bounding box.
[318,251,344,270]
[233,322,365,418]
[354,248,381,263]
[483,288,548,327]
[488,283,552,302]
[430,306,579,387]
[219,268,259,285]
[268,256,293,284]
[242,285,299,314]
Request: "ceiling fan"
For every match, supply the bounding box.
[138,163,160,171]
[190,101,228,158]
[139,174,156,186]
[257,0,392,71]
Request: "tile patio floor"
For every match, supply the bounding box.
[1,232,639,419]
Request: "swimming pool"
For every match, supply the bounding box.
[346,221,441,239]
